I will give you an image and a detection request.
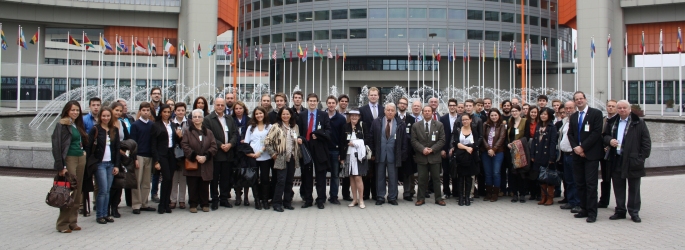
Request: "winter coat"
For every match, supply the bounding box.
[529,122,559,172]
[181,126,218,181]
[602,112,652,178]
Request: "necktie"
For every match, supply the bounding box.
[307,113,314,140]
[372,106,377,119]
[425,121,429,134]
[385,119,391,139]
[577,111,585,144]
[433,113,438,121]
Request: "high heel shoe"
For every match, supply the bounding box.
[359,201,366,209]
[348,199,358,207]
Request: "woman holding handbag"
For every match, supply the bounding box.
[84,107,121,224]
[108,101,129,218]
[530,107,559,206]
[450,113,482,206]
[339,110,367,209]
[181,109,218,213]
[244,106,271,210]
[52,100,89,233]
[506,105,531,203]
[151,104,180,214]
[170,102,188,210]
[264,107,302,212]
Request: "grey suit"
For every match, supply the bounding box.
[411,119,446,202]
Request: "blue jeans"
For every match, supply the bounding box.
[563,154,580,206]
[95,161,114,218]
[328,151,340,200]
[481,152,504,187]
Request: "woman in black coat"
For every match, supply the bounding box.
[450,113,482,206]
[84,107,121,224]
[151,104,181,214]
[529,107,558,206]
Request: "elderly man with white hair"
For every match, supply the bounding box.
[203,97,239,210]
[366,103,408,205]
[602,100,651,223]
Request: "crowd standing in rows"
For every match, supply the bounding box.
[51,87,652,233]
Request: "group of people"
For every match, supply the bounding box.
[51,86,651,233]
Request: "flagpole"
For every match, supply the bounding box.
[497,42,500,105]
[319,44,322,99]
[209,41,213,98]
[467,42,470,99]
[35,27,40,111]
[313,43,316,96]
[17,25,22,112]
[342,44,345,94]
[131,35,134,109]
[289,44,293,100]
[97,33,102,99]
[591,37,595,107]
[452,42,455,99]
[81,31,85,103]
[422,43,424,99]
[114,35,119,101]
[0,23,4,110]
[463,43,466,101]
[327,44,330,96]
[680,28,683,117]
[298,43,301,96]
[478,42,481,98]
[335,45,338,96]
[494,42,497,104]
[161,38,165,100]
[407,43,410,96]
[165,40,169,100]
[254,43,257,100]
[608,35,612,100]
[661,29,664,117]
[431,44,435,97]
[417,44,420,97]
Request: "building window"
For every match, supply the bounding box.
[369,29,387,39]
[299,11,313,22]
[285,13,297,23]
[332,29,347,39]
[467,10,483,20]
[551,20,556,29]
[389,28,406,39]
[274,0,283,6]
[350,9,367,19]
[273,15,283,25]
[541,0,548,9]
[314,30,329,40]
[529,16,539,26]
[448,9,466,19]
[467,30,483,40]
[449,29,466,40]
[409,8,426,18]
[262,0,271,8]
[252,36,260,45]
[332,9,348,20]
[530,35,539,44]
[253,19,260,28]
[529,0,538,7]
[501,12,514,23]
[389,8,406,18]
[429,8,446,19]
[253,1,260,11]
[485,31,500,41]
[516,14,528,24]
[299,0,312,2]
[54,78,66,98]
[299,31,312,41]
[261,35,270,44]
[550,38,556,47]
[541,18,548,27]
[502,0,514,3]
[286,0,296,4]
[350,29,367,39]
[262,17,270,26]
[284,32,297,42]
[272,33,283,43]
[246,21,251,30]
[408,28,426,39]
[484,11,499,21]
[429,28,446,38]
[501,32,515,42]
[369,8,387,19]
[315,10,329,20]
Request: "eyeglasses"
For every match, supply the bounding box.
[192,116,203,119]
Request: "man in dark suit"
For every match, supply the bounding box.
[411,106,446,206]
[397,98,417,201]
[203,97,239,210]
[368,103,407,205]
[567,91,604,223]
[599,100,618,208]
[359,87,383,200]
[439,99,460,198]
[297,93,332,209]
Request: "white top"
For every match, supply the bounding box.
[216,112,229,144]
[459,132,474,145]
[245,124,272,161]
[103,134,112,162]
[449,114,459,132]
[164,121,173,148]
[559,118,573,152]
[116,120,125,141]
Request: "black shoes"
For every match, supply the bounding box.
[631,215,642,223]
[235,198,242,206]
[261,200,271,210]
[570,206,582,213]
[329,199,341,205]
[111,208,121,218]
[343,197,353,201]
[574,211,588,218]
[301,203,313,208]
[560,204,574,209]
[403,197,413,202]
[388,200,398,205]
[558,199,568,204]
[610,213,627,220]
[96,217,107,224]
[220,201,233,208]
[104,216,115,222]
[511,195,519,203]
[284,205,295,210]
[598,203,609,208]
[465,197,471,206]
[255,200,262,210]
[273,206,284,212]
[132,209,140,214]
[140,207,156,212]
[586,217,597,223]
[375,200,384,206]
[458,197,465,206]
[211,201,219,211]
[317,203,325,209]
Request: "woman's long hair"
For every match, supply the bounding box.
[528,105,540,125]
[486,108,503,127]
[277,107,296,128]
[539,107,555,128]
[192,97,209,116]
[60,100,89,144]
[232,100,249,119]
[97,107,117,140]
[158,104,172,122]
[248,106,270,132]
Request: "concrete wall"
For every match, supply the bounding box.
[178,0,218,98]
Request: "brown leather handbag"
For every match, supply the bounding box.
[185,159,198,171]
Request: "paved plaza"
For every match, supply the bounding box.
[1,174,684,249]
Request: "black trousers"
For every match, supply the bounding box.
[300,163,328,204]
[186,176,210,207]
[573,157,600,218]
[476,163,486,196]
[109,187,122,211]
[158,148,176,211]
[599,159,612,205]
[211,160,233,202]
[341,177,351,199]
[441,158,454,196]
[257,160,272,201]
[455,175,473,199]
[124,188,132,206]
[611,155,642,216]
[509,172,527,196]
[273,156,296,207]
[363,161,377,199]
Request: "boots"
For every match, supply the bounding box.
[538,184,548,205]
[110,205,121,218]
[464,177,472,206]
[457,176,465,206]
[545,186,555,206]
[262,200,270,210]
[254,200,262,210]
[490,186,499,202]
[482,185,491,201]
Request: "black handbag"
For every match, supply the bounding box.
[85,128,100,173]
[112,166,137,189]
[300,144,312,165]
[46,174,76,208]
[233,167,258,188]
[538,164,561,186]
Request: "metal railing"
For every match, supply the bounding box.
[72,0,180,7]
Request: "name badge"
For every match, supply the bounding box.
[515,128,519,135]
[347,134,351,140]
[406,127,410,134]
[223,125,229,132]
[469,137,474,144]
[431,135,436,141]
[292,132,297,139]
[125,150,130,157]
[394,134,397,140]
[584,124,590,132]
[317,124,321,130]
[199,135,203,142]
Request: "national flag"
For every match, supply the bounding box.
[453,45,457,60]
[436,46,441,61]
[493,42,497,59]
[314,44,321,58]
[302,44,308,62]
[183,42,189,58]
[135,39,147,53]
[591,38,596,58]
[448,47,452,62]
[0,29,7,50]
[659,29,664,54]
[164,39,175,54]
[431,45,436,61]
[482,44,485,62]
[624,33,628,55]
[18,28,27,49]
[422,46,426,62]
[513,42,517,58]
[68,34,81,47]
[290,46,293,62]
[258,45,263,60]
[542,40,548,60]
[282,45,286,60]
[83,34,94,50]
[640,31,646,54]
[418,50,422,62]
[150,40,157,55]
[101,36,113,51]
[198,43,202,58]
[524,42,529,60]
[272,48,277,60]
[244,45,249,58]
[236,45,241,58]
[29,31,38,45]
[607,35,612,57]
[117,37,127,52]
[408,44,411,62]
[678,28,683,53]
[335,46,339,60]
[463,44,467,62]
[318,47,324,59]
[327,47,333,59]
[224,44,231,55]
[298,44,303,58]
[573,40,577,58]
[343,49,346,62]
[509,42,513,60]
[211,44,217,56]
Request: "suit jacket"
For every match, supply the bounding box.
[150,120,181,166]
[568,106,604,161]
[367,116,408,167]
[359,103,384,139]
[203,112,239,162]
[439,113,460,153]
[411,119,445,165]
